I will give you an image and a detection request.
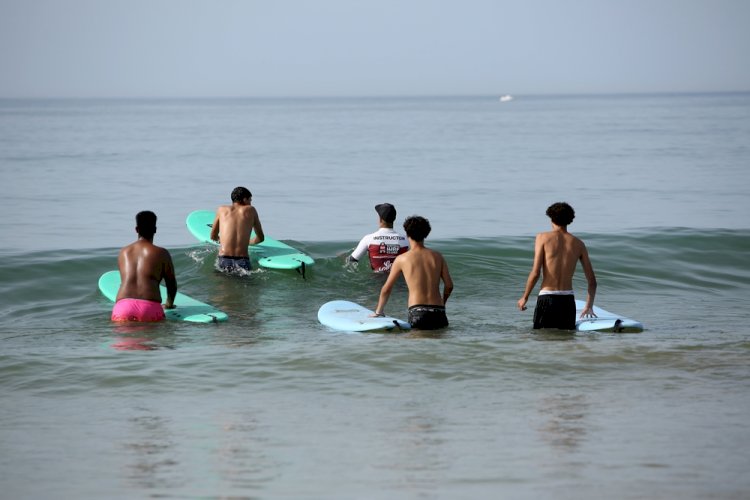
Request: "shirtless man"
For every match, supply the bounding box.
[112,211,177,322]
[210,186,264,272]
[517,202,597,330]
[372,215,453,330]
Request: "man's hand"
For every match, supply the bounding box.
[579,306,597,318]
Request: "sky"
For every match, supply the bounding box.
[1,0,749,98]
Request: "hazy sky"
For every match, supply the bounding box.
[1,0,749,98]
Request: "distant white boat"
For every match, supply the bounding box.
[499,94,514,102]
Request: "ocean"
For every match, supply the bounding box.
[1,94,749,499]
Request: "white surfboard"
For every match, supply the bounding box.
[575,299,643,332]
[318,300,411,333]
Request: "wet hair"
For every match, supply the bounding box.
[403,215,431,242]
[231,186,252,203]
[546,202,575,226]
[136,211,157,238]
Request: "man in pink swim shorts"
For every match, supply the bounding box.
[111,211,177,322]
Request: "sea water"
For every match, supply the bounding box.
[1,94,749,499]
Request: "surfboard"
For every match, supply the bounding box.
[98,270,228,323]
[575,299,643,332]
[186,210,314,274]
[317,300,411,333]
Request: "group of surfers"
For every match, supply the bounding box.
[111,186,597,330]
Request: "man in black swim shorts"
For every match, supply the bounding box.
[372,215,453,330]
[517,202,598,330]
[210,186,264,275]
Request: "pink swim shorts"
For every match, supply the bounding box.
[111,298,166,322]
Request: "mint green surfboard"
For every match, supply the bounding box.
[98,270,228,323]
[185,210,315,273]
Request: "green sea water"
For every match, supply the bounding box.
[1,94,749,498]
[1,230,749,499]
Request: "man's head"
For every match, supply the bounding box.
[136,211,157,239]
[546,202,575,227]
[231,186,252,203]
[403,215,431,242]
[375,203,397,224]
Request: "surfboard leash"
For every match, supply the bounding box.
[296,261,307,280]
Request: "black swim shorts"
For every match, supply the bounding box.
[217,255,252,272]
[533,294,576,330]
[408,305,449,330]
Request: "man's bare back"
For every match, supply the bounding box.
[389,245,451,307]
[537,230,589,292]
[116,239,176,306]
[210,201,264,257]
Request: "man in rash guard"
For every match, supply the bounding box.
[347,203,409,273]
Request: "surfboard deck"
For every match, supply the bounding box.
[575,299,643,332]
[98,270,228,323]
[318,300,411,333]
[186,210,314,272]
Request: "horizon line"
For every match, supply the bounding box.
[1,90,749,101]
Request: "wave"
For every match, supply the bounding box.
[0,228,748,328]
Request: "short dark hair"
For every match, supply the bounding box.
[231,186,252,203]
[136,211,157,238]
[546,202,575,226]
[403,215,431,242]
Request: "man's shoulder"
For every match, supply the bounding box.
[232,204,257,216]
[148,242,172,256]
[427,247,445,259]
[359,228,381,240]
[535,231,553,245]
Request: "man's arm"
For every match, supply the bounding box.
[249,208,265,245]
[372,258,403,316]
[441,256,454,305]
[162,251,177,309]
[348,234,369,263]
[578,243,597,318]
[517,234,544,311]
[115,248,127,302]
[209,211,221,242]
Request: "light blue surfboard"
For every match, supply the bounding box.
[575,299,643,332]
[318,300,411,333]
[186,210,314,273]
[98,270,228,323]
